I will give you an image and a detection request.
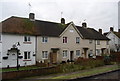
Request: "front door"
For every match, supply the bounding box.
[50,51,57,64]
[70,51,74,61]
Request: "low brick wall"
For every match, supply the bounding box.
[2,65,62,80]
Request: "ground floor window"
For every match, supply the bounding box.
[24,51,31,59]
[76,50,80,56]
[63,50,67,58]
[96,49,101,55]
[42,51,48,59]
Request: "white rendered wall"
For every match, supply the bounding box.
[2,34,36,68]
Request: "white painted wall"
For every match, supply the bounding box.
[2,34,36,68]
[0,34,2,68]
[107,32,120,52]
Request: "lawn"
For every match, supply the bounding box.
[2,66,40,72]
[51,64,119,79]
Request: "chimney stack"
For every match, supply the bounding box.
[99,29,102,34]
[61,18,65,24]
[29,13,35,21]
[110,27,114,32]
[82,22,87,28]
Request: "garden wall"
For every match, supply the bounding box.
[2,65,61,80]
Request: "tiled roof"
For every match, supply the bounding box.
[76,26,109,40]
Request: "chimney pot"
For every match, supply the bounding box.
[29,13,35,21]
[82,22,87,28]
[110,27,114,31]
[61,18,65,24]
[99,29,102,34]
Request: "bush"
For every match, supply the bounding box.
[74,57,105,68]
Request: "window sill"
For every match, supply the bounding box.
[23,42,32,44]
[23,60,31,61]
[42,58,48,59]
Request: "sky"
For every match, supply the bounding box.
[0,0,120,32]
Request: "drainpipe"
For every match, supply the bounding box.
[94,40,96,58]
[35,35,37,64]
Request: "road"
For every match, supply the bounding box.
[68,69,120,81]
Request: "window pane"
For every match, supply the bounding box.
[24,36,27,42]
[63,50,67,57]
[76,50,80,56]
[28,52,30,59]
[76,37,80,43]
[28,37,30,41]
[63,37,67,43]
[24,52,27,59]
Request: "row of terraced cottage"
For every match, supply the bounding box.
[0,13,110,68]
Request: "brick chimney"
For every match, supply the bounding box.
[110,27,114,32]
[99,29,102,34]
[61,18,65,24]
[82,22,87,28]
[29,13,35,21]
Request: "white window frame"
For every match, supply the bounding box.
[96,49,101,55]
[76,37,80,44]
[63,37,67,43]
[97,40,100,45]
[24,51,31,60]
[63,50,67,58]
[24,36,31,42]
[76,50,80,56]
[42,51,48,59]
[42,37,48,43]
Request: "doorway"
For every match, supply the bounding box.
[70,51,74,61]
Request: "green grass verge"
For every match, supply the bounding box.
[51,65,119,79]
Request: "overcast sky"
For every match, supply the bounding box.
[0,0,120,32]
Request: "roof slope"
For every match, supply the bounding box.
[113,32,120,38]
[104,31,120,38]
[1,16,68,36]
[76,26,109,40]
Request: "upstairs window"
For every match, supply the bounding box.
[63,37,67,43]
[106,41,109,45]
[97,40,100,45]
[24,51,31,59]
[42,51,48,59]
[24,36,31,42]
[42,37,48,43]
[89,40,93,44]
[76,50,80,56]
[76,37,80,44]
[63,50,67,58]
